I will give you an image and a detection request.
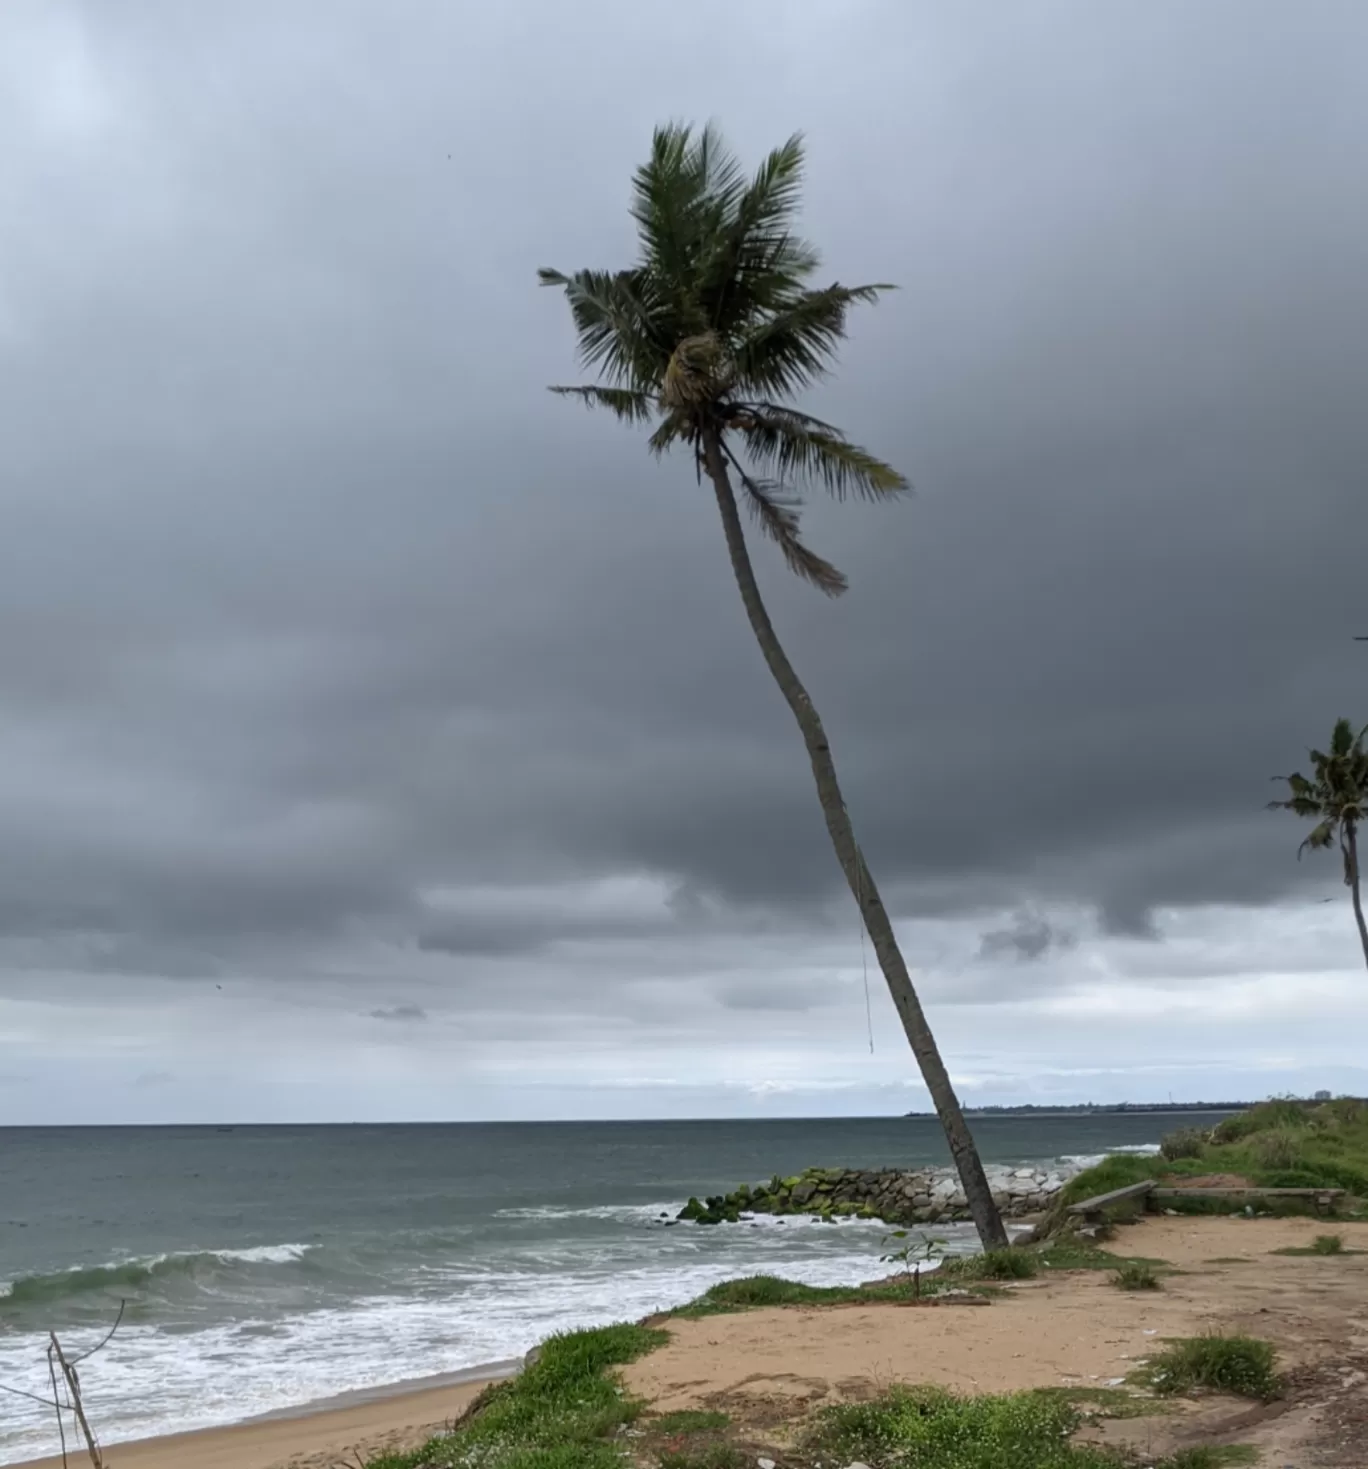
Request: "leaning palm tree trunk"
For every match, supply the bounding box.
[1347,822,1368,971]
[702,430,1010,1251]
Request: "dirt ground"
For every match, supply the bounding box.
[622,1214,1368,1467]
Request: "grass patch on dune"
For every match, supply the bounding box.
[1272,1231,1365,1256]
[1046,1096,1368,1232]
[671,1269,990,1317]
[805,1384,1234,1469]
[364,1322,664,1469]
[678,1241,1166,1320]
[1134,1333,1281,1402]
[1111,1260,1162,1290]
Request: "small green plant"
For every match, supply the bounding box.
[1160,1128,1207,1161]
[1273,1231,1359,1256]
[1112,1260,1161,1291]
[880,1230,947,1297]
[1137,1333,1281,1401]
[976,1247,1039,1280]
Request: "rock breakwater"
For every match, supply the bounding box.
[676,1162,1080,1226]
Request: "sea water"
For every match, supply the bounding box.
[0,1113,1225,1462]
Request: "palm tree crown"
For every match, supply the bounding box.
[1270,717,1368,878]
[539,121,906,596]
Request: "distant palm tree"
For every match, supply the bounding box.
[1270,717,1368,971]
[539,122,1008,1250]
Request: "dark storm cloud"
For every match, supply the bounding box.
[1,0,1365,995]
[978,912,1076,964]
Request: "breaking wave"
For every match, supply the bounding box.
[0,1244,313,1308]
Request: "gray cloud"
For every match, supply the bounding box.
[368,1005,427,1024]
[1,1,1366,1117]
[977,912,1076,964]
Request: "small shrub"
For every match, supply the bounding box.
[1250,1128,1302,1171]
[1160,1128,1207,1161]
[977,1248,1039,1280]
[1112,1261,1161,1291]
[1139,1333,1280,1401]
[1312,1232,1344,1255]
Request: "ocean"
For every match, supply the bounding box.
[0,1112,1227,1463]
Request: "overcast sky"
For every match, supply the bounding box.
[1,0,1365,1125]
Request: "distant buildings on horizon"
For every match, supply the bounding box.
[905,1101,1251,1117]
[905,1094,1340,1117]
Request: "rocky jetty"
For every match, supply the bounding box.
[676,1162,1079,1226]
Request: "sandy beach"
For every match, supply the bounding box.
[12,1215,1368,1469]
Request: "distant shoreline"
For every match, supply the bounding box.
[905,1103,1250,1118]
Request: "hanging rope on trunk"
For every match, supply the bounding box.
[855,845,874,1054]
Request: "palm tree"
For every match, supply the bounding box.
[1271,717,1368,972]
[539,122,1008,1250]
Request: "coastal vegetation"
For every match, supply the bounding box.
[1047,1095,1368,1225]
[538,121,1007,1250]
[1110,1260,1162,1290]
[1134,1334,1282,1402]
[362,1315,1268,1469]
[365,1322,664,1469]
[1270,715,1368,969]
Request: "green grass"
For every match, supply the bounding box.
[937,1248,1040,1283]
[1111,1260,1161,1290]
[1134,1333,1281,1402]
[1272,1231,1364,1256]
[363,1322,665,1469]
[648,1409,730,1436]
[804,1385,1126,1469]
[671,1269,985,1317]
[1033,1242,1154,1271]
[1029,1386,1165,1420]
[1047,1096,1368,1232]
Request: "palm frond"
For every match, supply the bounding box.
[1298,820,1337,858]
[647,413,692,458]
[734,404,908,501]
[733,282,895,397]
[701,133,816,328]
[723,448,847,596]
[537,266,667,389]
[630,122,744,336]
[548,385,656,423]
